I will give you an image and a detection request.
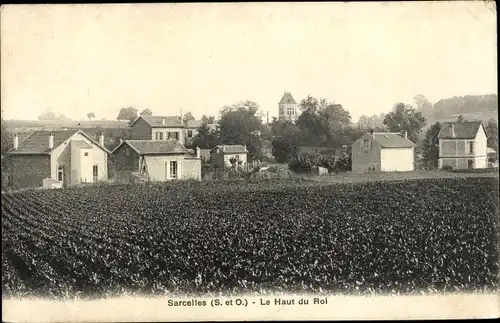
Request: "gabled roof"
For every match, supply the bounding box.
[72,140,93,149]
[112,140,192,155]
[130,115,185,128]
[438,121,484,139]
[279,92,296,104]
[6,130,111,155]
[357,132,416,148]
[211,145,248,154]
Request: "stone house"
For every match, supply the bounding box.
[112,140,202,181]
[438,121,488,170]
[6,130,110,190]
[352,131,416,173]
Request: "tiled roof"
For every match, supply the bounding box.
[370,133,416,148]
[72,140,93,149]
[7,130,77,154]
[7,130,111,155]
[132,115,185,128]
[124,140,191,155]
[279,92,296,104]
[438,121,483,139]
[212,145,248,153]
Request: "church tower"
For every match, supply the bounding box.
[278,92,297,122]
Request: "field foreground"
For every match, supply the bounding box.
[2,177,499,299]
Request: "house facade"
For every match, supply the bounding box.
[278,92,298,122]
[130,115,186,145]
[6,130,110,190]
[352,132,416,173]
[210,145,248,167]
[112,140,202,181]
[438,121,488,170]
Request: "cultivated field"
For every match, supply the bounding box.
[2,177,499,299]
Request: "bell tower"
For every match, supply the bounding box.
[278,92,297,122]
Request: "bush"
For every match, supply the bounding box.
[288,152,351,174]
[441,165,454,172]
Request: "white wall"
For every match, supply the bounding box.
[151,127,185,145]
[143,155,184,181]
[380,148,414,172]
[474,124,487,157]
[52,132,108,184]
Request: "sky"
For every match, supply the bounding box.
[1,2,497,122]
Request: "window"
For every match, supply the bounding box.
[93,165,98,182]
[363,139,370,149]
[57,166,64,182]
[187,130,193,138]
[125,147,131,157]
[468,141,474,154]
[468,160,474,169]
[168,132,179,140]
[170,161,178,179]
[84,152,89,156]
[155,132,163,140]
[287,106,295,116]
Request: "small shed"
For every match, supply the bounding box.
[42,178,62,189]
[311,166,328,176]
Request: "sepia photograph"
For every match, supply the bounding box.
[1,1,499,322]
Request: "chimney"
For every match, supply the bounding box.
[244,144,247,152]
[196,147,201,158]
[99,133,104,146]
[404,131,408,140]
[48,132,54,149]
[13,134,18,150]
[162,117,165,125]
[450,124,455,137]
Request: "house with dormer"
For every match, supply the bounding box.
[438,121,488,170]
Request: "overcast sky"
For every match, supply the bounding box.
[1,2,497,122]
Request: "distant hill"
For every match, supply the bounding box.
[425,94,498,125]
[3,119,130,132]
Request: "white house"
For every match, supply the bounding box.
[352,131,416,173]
[438,121,488,170]
[6,130,110,190]
[210,145,249,168]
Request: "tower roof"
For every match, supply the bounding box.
[279,92,296,104]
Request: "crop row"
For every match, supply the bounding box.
[2,177,499,298]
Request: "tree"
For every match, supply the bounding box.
[190,123,220,149]
[57,114,70,121]
[218,100,263,160]
[270,120,301,162]
[182,112,195,125]
[320,103,351,134]
[421,122,441,169]
[140,109,152,116]
[414,94,434,121]
[383,103,427,143]
[485,119,498,152]
[38,109,56,121]
[87,112,95,121]
[295,96,329,145]
[201,115,216,124]
[117,106,138,123]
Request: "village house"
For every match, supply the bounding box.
[437,121,488,170]
[129,115,186,145]
[210,145,249,168]
[112,140,202,181]
[6,130,110,190]
[352,131,416,173]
